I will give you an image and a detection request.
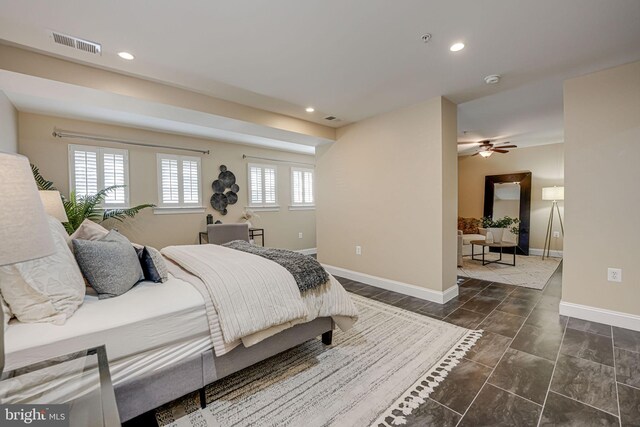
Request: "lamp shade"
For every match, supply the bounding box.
[0,152,56,266]
[542,186,564,201]
[39,190,68,222]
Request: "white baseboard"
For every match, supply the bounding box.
[322,264,458,304]
[296,248,317,255]
[529,248,563,258]
[560,301,640,332]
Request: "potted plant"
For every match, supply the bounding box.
[481,216,520,243]
[32,164,155,234]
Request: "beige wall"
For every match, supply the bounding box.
[0,44,335,141]
[458,143,564,251]
[18,113,316,250]
[563,61,640,316]
[0,90,17,153]
[316,97,458,294]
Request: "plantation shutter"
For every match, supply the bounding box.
[69,145,129,207]
[182,159,200,204]
[103,151,126,204]
[291,167,314,206]
[264,167,276,204]
[73,148,98,198]
[292,170,303,204]
[160,158,179,204]
[303,170,313,204]
[248,164,277,207]
[156,154,201,208]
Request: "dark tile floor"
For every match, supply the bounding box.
[337,264,640,426]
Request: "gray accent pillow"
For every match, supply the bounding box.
[146,246,169,282]
[73,230,145,299]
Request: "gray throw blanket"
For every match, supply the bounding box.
[222,240,329,292]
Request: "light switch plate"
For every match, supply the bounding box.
[355,246,362,255]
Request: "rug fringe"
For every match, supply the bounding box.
[371,329,484,427]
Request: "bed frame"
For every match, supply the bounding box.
[115,317,334,422]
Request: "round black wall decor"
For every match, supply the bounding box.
[210,165,240,215]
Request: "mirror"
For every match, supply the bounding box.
[484,172,532,255]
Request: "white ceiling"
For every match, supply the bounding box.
[1,0,639,147]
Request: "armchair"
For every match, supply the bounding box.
[207,223,250,245]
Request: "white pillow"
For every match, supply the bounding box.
[68,219,109,249]
[0,216,86,325]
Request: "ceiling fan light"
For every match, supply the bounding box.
[479,151,492,158]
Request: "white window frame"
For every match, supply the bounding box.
[155,153,204,214]
[247,163,279,211]
[289,167,315,210]
[68,144,130,208]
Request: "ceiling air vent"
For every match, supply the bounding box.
[52,31,101,55]
[324,116,340,121]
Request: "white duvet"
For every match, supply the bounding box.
[162,244,358,353]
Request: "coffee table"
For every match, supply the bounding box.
[0,345,120,426]
[470,240,517,266]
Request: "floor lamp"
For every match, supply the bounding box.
[542,186,564,260]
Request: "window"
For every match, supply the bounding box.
[290,167,314,208]
[248,163,278,209]
[68,144,129,207]
[156,154,202,211]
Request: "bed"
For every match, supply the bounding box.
[3,244,358,422]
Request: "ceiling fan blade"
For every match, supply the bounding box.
[492,149,509,153]
[497,145,517,148]
[472,152,480,156]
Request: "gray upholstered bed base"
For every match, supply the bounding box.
[115,317,334,422]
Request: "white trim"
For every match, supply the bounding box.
[296,248,317,255]
[529,248,563,258]
[245,205,280,212]
[322,264,458,304]
[288,205,315,211]
[559,301,640,332]
[153,207,205,215]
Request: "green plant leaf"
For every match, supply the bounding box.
[30,164,57,190]
[102,204,156,222]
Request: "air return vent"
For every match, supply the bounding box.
[52,32,101,55]
[324,116,341,121]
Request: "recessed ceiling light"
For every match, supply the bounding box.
[305,107,315,113]
[118,51,135,60]
[449,42,465,52]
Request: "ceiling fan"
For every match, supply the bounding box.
[472,140,517,158]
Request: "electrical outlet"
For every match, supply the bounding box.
[608,268,622,283]
[298,232,303,239]
[355,245,362,256]
[553,231,560,238]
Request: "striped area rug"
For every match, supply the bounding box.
[156,294,481,427]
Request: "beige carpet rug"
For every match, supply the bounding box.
[458,254,561,289]
[155,294,482,427]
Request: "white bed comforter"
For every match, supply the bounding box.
[162,244,358,350]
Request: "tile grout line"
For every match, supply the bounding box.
[619,381,640,392]
[489,382,543,408]
[425,397,464,417]
[536,315,569,427]
[611,325,622,427]
[550,389,621,420]
[452,283,537,426]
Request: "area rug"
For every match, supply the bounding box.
[458,254,561,289]
[155,294,482,427]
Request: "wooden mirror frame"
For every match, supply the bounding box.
[483,172,532,256]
